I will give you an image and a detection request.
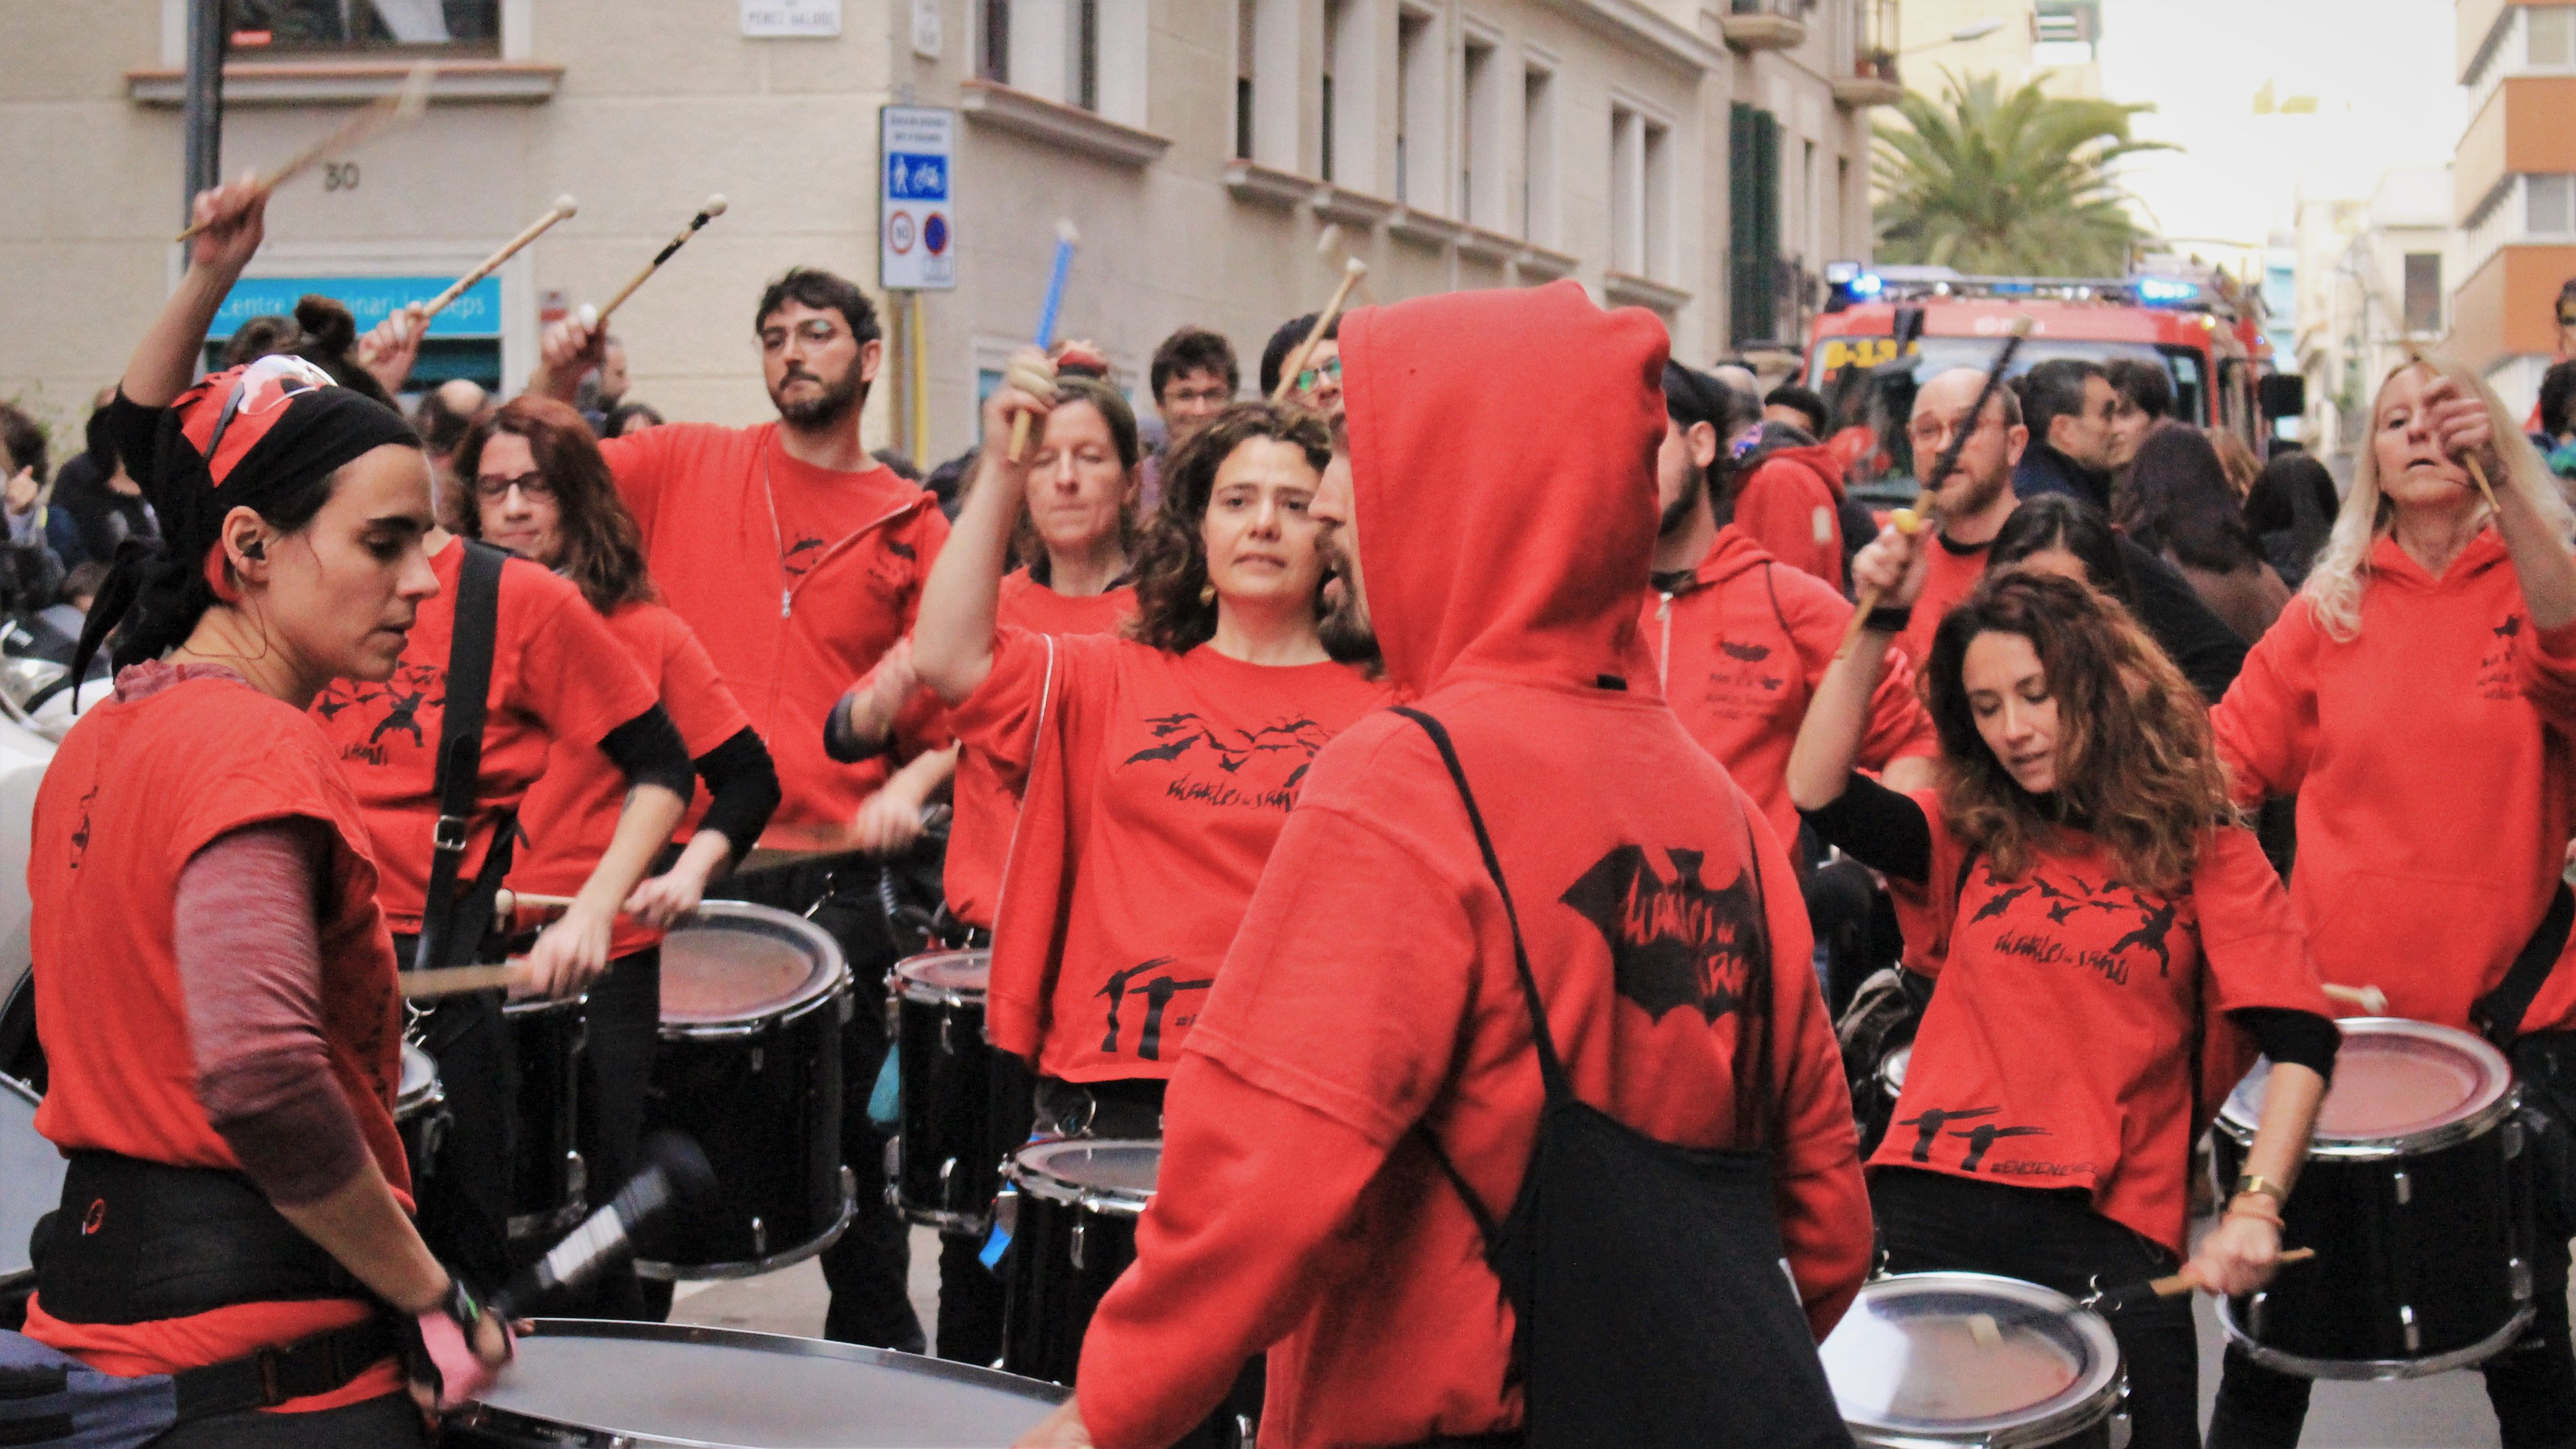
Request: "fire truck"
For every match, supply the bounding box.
[1803,263,2302,504]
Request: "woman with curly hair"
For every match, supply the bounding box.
[1788,565,2335,1449]
[2207,358,2576,1446]
[912,360,1390,1143]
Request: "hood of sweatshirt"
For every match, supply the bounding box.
[1659,523,1776,599]
[1337,280,1669,698]
[1747,436,1848,504]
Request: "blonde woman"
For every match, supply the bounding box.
[2208,357,2576,1447]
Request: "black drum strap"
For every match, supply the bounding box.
[414,541,508,974]
[2474,881,2576,1047]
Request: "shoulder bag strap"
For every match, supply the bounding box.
[2475,882,2576,1047]
[412,541,508,973]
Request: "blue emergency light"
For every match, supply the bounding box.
[2134,277,2201,305]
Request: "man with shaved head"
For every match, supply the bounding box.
[1881,368,2027,670]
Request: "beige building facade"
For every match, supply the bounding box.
[1,1,1893,459]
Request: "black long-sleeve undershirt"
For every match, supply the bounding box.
[1799,773,2337,1079]
[598,704,695,803]
[692,725,780,856]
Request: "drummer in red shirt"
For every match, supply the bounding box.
[826,373,1140,1365]
[19,180,507,1444]
[533,271,946,1348]
[1014,282,1870,1449]
[1789,560,2337,1449]
[2207,358,2576,1446]
[913,372,1391,1140]
[454,397,781,1318]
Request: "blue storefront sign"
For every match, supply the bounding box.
[210,275,505,339]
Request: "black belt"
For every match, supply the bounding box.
[35,1153,363,1325]
[170,1315,402,1421]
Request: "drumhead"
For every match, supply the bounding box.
[397,1043,440,1118]
[661,902,849,1028]
[894,951,989,1006]
[1009,1138,1159,1215]
[464,1320,1066,1447]
[2220,1018,2513,1154]
[2,1073,60,1283]
[1820,1272,2122,1447]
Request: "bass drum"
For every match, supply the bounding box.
[1820,1272,2126,1447]
[2,1073,62,1331]
[2214,1017,2534,1377]
[449,1320,1066,1447]
[639,901,853,1278]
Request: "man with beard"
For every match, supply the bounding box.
[1884,368,2028,672]
[531,266,944,1352]
[2010,359,2118,511]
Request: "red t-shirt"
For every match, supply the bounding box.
[310,538,660,934]
[950,628,1392,1080]
[598,423,952,828]
[509,600,751,957]
[2214,532,2576,1032]
[1644,527,1935,852]
[25,665,407,1407]
[1875,790,2331,1253]
[943,571,1137,931]
[1888,532,1992,674]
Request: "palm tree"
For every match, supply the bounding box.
[1874,73,2172,277]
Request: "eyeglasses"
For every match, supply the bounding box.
[1906,412,1999,449]
[473,471,556,502]
[1295,356,1343,392]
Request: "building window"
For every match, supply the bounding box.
[1235,0,1257,159]
[2531,174,2576,236]
[978,1,1142,124]
[2401,252,2443,335]
[1611,107,1641,274]
[1461,33,1498,228]
[979,0,1010,83]
[1396,8,1438,208]
[2532,6,2576,65]
[1070,0,1099,112]
[1642,118,1670,279]
[1522,63,1555,242]
[2032,0,2100,66]
[1321,0,1346,182]
[1729,102,1784,346]
[225,0,497,54]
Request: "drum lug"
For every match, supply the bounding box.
[752,1215,767,1259]
[567,1150,586,1203]
[749,1046,764,1074]
[885,1135,902,1186]
[843,990,859,1026]
[2513,1256,2534,1302]
[2401,1303,2420,1352]
[1071,1216,1085,1272]
[2246,1290,2267,1339]
[2392,1167,2412,1205]
[2504,1118,2526,1159]
[942,1014,955,1055]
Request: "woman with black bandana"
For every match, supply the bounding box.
[20,181,509,1444]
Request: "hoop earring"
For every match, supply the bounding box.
[1198,581,1216,607]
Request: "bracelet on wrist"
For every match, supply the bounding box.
[2224,1194,2285,1230]
[1862,604,1913,635]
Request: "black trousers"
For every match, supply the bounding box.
[726,851,925,1353]
[1871,1166,2201,1449]
[2205,1223,2576,1448]
[397,932,515,1293]
[937,1230,1006,1365]
[147,1392,425,1446]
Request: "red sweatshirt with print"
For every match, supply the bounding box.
[599,423,951,828]
[2214,532,2576,1032]
[1072,282,1871,1449]
[1644,525,1937,854]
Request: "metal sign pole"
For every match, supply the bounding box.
[182,0,226,221]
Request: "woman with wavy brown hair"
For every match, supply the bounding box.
[1788,564,2335,1449]
[912,363,1389,1143]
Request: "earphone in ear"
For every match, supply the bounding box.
[242,540,266,561]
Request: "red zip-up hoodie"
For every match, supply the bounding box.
[1733,441,1847,590]
[1074,282,1871,1449]
[1645,525,1936,854]
[2214,532,2576,1032]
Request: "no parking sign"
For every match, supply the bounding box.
[881,106,956,292]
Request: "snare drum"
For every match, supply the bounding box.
[891,950,1000,1231]
[2,1073,62,1331]
[1002,1138,1158,1386]
[639,901,854,1278]
[502,994,588,1242]
[1820,1272,2126,1448]
[448,1319,1067,1447]
[2213,1017,2534,1378]
[396,1041,448,1186]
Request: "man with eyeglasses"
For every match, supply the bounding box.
[1879,368,2029,672]
[1140,327,1239,510]
[1257,312,1342,415]
[530,266,946,1354]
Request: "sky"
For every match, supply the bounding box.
[2097,0,2462,251]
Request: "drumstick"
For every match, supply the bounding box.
[175,63,433,241]
[1008,220,1082,462]
[2402,344,2503,514]
[1836,315,2036,659]
[491,1132,718,1319]
[2145,1247,2316,1301]
[399,962,533,999]
[2322,982,2389,1015]
[417,195,577,322]
[1269,257,1369,405]
[578,194,728,332]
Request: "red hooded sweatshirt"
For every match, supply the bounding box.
[1645,525,1936,854]
[1073,282,1871,1449]
[2213,532,2576,1032]
[1732,442,1847,590]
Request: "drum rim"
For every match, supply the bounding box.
[2215,1295,2536,1380]
[500,993,587,1018]
[2216,1018,2516,1157]
[1825,1271,2123,1444]
[458,1317,1069,1446]
[659,900,851,1030]
[1008,1137,1158,1216]
[396,1043,441,1112]
[635,1166,858,1281]
[892,949,992,1008]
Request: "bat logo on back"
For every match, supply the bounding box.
[1560,843,1768,1024]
